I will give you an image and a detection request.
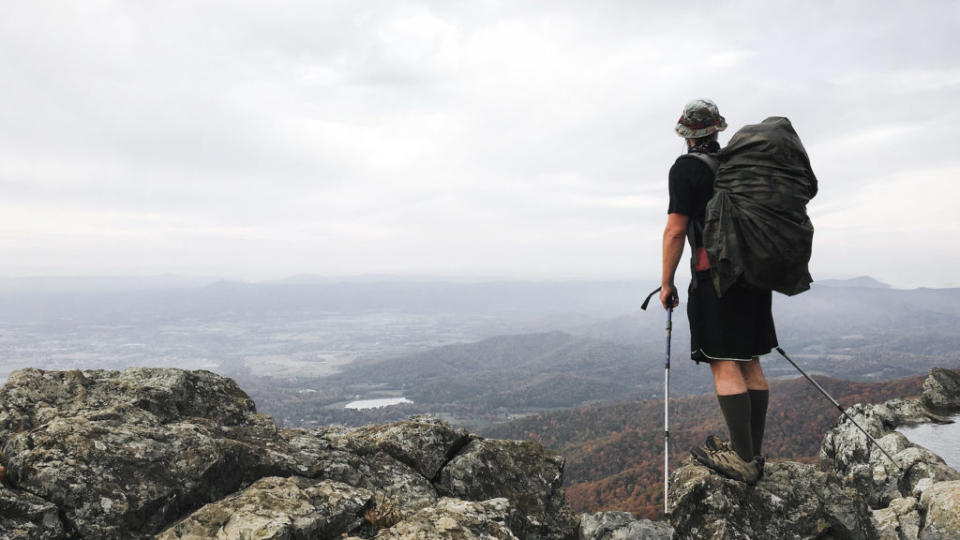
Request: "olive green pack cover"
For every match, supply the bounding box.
[704,117,818,297]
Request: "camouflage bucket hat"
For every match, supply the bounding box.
[675,99,727,138]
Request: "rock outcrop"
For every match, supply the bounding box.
[668,458,876,539]
[1,365,958,539]
[819,368,960,540]
[610,367,960,539]
[0,368,578,539]
[578,511,673,539]
[156,477,373,539]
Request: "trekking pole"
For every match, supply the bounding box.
[775,347,903,471]
[642,286,673,516]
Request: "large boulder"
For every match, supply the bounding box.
[156,477,373,539]
[919,481,960,540]
[0,368,295,539]
[668,458,875,539]
[437,438,579,540]
[373,497,522,539]
[324,414,473,479]
[871,496,921,540]
[578,511,673,540]
[280,426,440,516]
[922,368,960,412]
[0,368,255,432]
[0,368,586,539]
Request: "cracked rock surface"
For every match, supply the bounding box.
[579,511,673,540]
[2,365,956,540]
[818,368,960,540]
[0,368,581,539]
[156,477,373,539]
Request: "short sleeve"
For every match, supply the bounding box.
[667,159,698,216]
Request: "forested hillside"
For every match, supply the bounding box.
[479,373,928,519]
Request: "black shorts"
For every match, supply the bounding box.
[687,271,778,363]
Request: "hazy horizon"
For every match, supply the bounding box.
[0,271,947,291]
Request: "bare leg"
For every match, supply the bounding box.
[710,360,748,395]
[740,357,768,391]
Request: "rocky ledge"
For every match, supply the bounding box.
[819,367,960,540]
[1,367,958,539]
[0,368,581,539]
[663,367,960,540]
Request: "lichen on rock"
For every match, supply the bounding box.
[156,476,373,539]
[0,367,585,539]
[579,511,673,540]
[668,457,875,539]
[437,438,579,540]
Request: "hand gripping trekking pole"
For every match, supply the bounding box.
[642,287,674,516]
[775,347,903,471]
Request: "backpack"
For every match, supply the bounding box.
[694,117,818,297]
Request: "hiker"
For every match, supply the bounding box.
[659,99,775,484]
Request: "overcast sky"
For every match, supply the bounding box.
[1,1,958,288]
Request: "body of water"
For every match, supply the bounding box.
[897,413,960,471]
[344,397,413,410]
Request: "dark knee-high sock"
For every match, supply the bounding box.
[748,389,769,458]
[717,392,753,461]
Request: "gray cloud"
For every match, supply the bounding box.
[0,1,957,286]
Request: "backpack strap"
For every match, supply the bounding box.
[676,152,719,287]
[677,152,719,175]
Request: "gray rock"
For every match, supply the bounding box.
[437,438,579,540]
[820,403,960,508]
[912,477,936,499]
[0,368,586,540]
[0,368,297,539]
[919,481,960,540]
[668,458,875,539]
[579,511,673,540]
[155,477,373,539]
[281,427,439,516]
[872,497,920,540]
[870,398,953,427]
[816,368,960,539]
[327,414,473,480]
[373,497,520,540]
[922,368,960,413]
[0,485,66,539]
[0,368,256,432]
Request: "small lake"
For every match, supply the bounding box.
[344,397,413,410]
[897,413,960,472]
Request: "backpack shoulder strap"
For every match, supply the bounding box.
[675,152,719,286]
[677,152,719,175]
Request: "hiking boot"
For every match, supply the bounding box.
[691,441,760,485]
[704,436,766,480]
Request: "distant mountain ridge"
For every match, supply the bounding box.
[813,275,891,288]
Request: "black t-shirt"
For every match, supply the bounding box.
[667,153,715,248]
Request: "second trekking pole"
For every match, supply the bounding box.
[642,286,673,516]
[775,347,903,471]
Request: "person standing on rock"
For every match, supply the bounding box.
[659,99,775,484]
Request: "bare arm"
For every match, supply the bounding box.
[660,212,688,309]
